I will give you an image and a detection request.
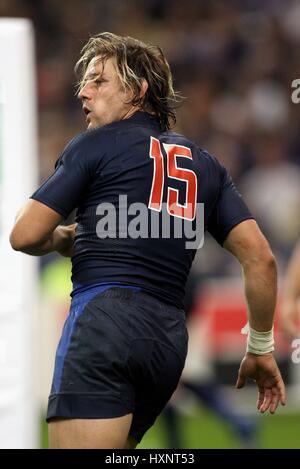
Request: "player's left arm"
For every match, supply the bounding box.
[10,199,75,256]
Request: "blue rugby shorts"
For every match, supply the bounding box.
[47,286,188,443]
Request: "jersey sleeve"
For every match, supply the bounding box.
[30,132,101,218]
[207,162,254,245]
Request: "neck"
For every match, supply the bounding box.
[121,106,141,121]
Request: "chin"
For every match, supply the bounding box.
[87,119,103,130]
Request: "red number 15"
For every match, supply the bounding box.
[148,137,197,221]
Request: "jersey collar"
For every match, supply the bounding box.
[126,110,160,128]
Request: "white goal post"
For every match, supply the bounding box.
[0,18,39,448]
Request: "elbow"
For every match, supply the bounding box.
[258,243,277,273]
[9,228,20,251]
[9,227,39,252]
[265,251,277,272]
[256,252,277,279]
[9,229,26,251]
[243,242,277,275]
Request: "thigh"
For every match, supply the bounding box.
[128,338,187,443]
[48,413,133,449]
[121,291,188,443]
[47,287,187,446]
[47,290,135,422]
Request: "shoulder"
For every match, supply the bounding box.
[63,125,116,155]
[55,126,116,170]
[166,131,225,171]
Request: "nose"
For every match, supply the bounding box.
[78,81,92,101]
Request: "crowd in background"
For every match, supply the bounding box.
[1,0,300,277]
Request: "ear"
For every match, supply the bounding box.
[139,79,148,99]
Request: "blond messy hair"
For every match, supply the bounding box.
[75,32,181,131]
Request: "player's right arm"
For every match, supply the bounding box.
[206,156,285,413]
[224,219,277,332]
[10,130,101,257]
[10,200,76,256]
[224,220,286,414]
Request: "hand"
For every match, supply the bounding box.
[236,352,286,414]
[53,223,77,257]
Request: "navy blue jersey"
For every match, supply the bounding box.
[31,111,253,307]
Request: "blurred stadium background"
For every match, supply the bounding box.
[1,0,300,448]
